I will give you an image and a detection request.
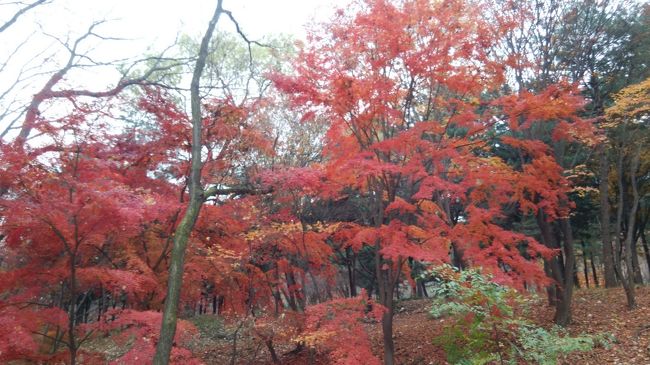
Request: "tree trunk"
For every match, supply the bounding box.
[623,147,641,308]
[573,261,581,289]
[375,242,397,365]
[285,270,301,312]
[347,248,357,297]
[451,243,464,270]
[556,218,575,326]
[153,4,223,364]
[543,261,556,306]
[632,238,643,284]
[68,254,78,365]
[537,211,573,325]
[642,232,650,279]
[599,145,617,287]
[581,241,590,288]
[613,145,637,310]
[590,251,599,287]
[381,301,395,365]
[265,340,280,364]
[420,280,428,298]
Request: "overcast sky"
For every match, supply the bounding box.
[0,0,349,137]
[3,0,345,52]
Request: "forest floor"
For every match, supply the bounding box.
[197,286,650,365]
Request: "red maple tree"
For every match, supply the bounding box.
[271,0,589,363]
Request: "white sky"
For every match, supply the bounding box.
[0,0,348,137]
[3,0,345,53]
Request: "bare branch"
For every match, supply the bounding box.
[0,0,49,33]
[221,8,271,82]
[8,20,184,144]
[32,330,70,347]
[204,185,273,199]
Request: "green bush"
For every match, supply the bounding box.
[426,265,607,365]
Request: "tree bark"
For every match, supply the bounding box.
[285,270,301,312]
[623,147,641,308]
[590,251,599,287]
[0,0,48,33]
[543,261,556,306]
[68,253,78,365]
[381,300,395,365]
[632,238,643,284]
[613,144,638,309]
[153,3,223,364]
[642,232,650,279]
[347,248,357,297]
[599,145,618,287]
[581,241,590,288]
[556,218,575,326]
[537,211,573,325]
[266,340,280,364]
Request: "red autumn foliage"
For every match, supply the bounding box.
[301,292,384,365]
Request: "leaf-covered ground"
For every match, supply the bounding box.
[541,287,650,365]
[196,286,650,364]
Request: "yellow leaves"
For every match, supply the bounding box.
[243,229,264,242]
[570,186,599,198]
[565,164,596,182]
[467,95,481,107]
[240,205,261,222]
[407,225,430,240]
[243,221,341,243]
[432,264,460,282]
[605,77,650,127]
[242,223,301,242]
[294,330,335,347]
[143,195,156,206]
[417,199,443,216]
[311,221,342,234]
[484,156,508,169]
[206,245,240,261]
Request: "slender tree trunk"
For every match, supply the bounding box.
[375,243,397,365]
[557,219,575,325]
[285,270,301,312]
[451,243,464,270]
[623,147,641,308]
[265,340,280,364]
[153,4,223,364]
[229,321,244,365]
[273,266,282,315]
[381,299,395,365]
[97,285,104,321]
[537,211,573,325]
[420,280,428,297]
[590,251,599,287]
[544,261,556,306]
[68,254,77,365]
[642,232,650,279]
[347,248,357,297]
[377,261,397,365]
[613,145,638,309]
[367,175,397,365]
[599,145,617,287]
[632,238,643,284]
[573,261,581,289]
[581,242,590,288]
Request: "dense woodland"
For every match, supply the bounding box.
[0,0,648,364]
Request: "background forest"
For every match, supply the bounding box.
[0,0,648,364]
